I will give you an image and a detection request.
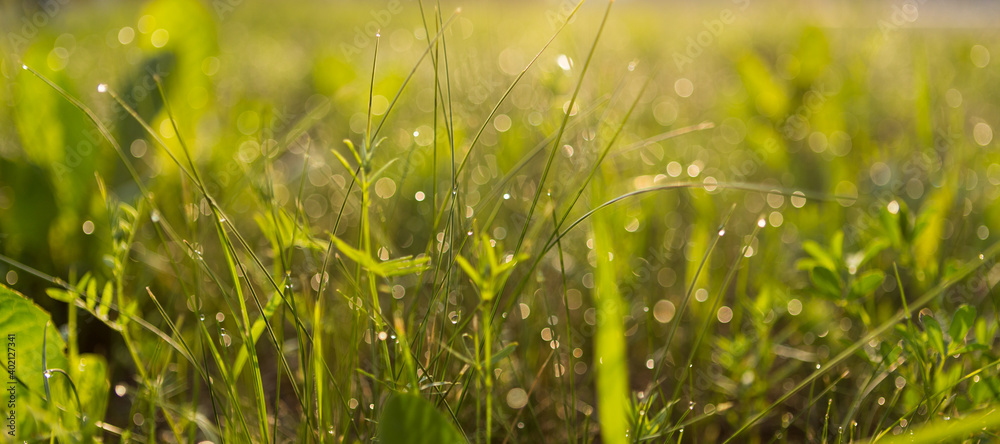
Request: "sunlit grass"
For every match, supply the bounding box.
[2,0,1000,443]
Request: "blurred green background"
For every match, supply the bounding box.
[3,0,1000,442]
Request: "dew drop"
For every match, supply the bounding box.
[199,314,206,321]
[758,218,766,228]
[97,83,107,93]
[43,370,51,379]
[448,311,461,324]
[220,329,232,347]
[150,210,161,223]
[503,193,511,200]
[21,64,28,70]
[718,228,726,236]
[816,364,821,369]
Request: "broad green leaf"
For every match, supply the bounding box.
[139,0,217,141]
[809,266,841,298]
[0,284,73,440]
[378,393,466,444]
[802,241,838,272]
[849,270,884,299]
[857,239,890,269]
[948,305,976,345]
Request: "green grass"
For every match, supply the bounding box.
[2,0,1000,443]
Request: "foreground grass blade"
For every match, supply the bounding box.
[592,178,631,444]
[871,406,1000,444]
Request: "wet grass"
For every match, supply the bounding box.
[2,0,1000,443]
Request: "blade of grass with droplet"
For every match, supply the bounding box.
[592,194,630,444]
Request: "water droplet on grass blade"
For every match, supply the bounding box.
[97,83,107,93]
[43,370,51,379]
[220,328,231,347]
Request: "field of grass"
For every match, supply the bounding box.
[3,0,1000,442]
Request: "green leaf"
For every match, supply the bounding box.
[802,241,838,272]
[98,281,113,319]
[44,288,75,303]
[329,235,429,278]
[454,255,482,286]
[0,284,73,439]
[810,266,841,298]
[920,313,946,358]
[85,278,98,311]
[378,393,466,444]
[858,239,890,268]
[849,270,884,299]
[490,342,518,366]
[830,231,844,261]
[948,305,976,345]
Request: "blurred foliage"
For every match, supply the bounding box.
[1,0,1000,443]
